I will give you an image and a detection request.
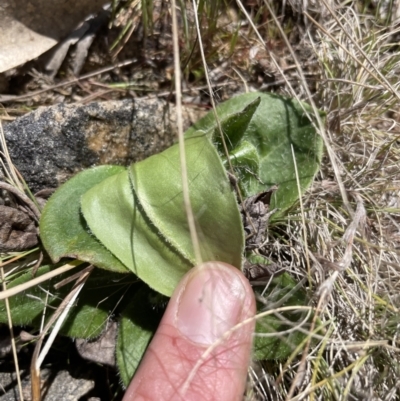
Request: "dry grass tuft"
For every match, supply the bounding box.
[245,1,400,399]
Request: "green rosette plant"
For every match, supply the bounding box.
[0,92,323,385]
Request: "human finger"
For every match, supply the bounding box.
[122,261,256,401]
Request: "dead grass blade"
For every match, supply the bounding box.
[171,0,202,265]
[0,266,24,401]
[30,265,94,401]
[0,261,83,301]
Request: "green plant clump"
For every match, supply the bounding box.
[0,92,323,386]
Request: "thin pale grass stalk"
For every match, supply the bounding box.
[255,309,316,339]
[0,248,39,269]
[0,123,23,191]
[309,197,370,398]
[284,288,327,399]
[171,0,202,265]
[268,146,322,399]
[94,80,235,94]
[0,156,32,202]
[284,286,333,400]
[258,277,308,310]
[236,0,353,224]
[191,0,257,235]
[0,59,137,103]
[231,66,249,93]
[30,265,94,401]
[291,144,312,287]
[264,0,354,217]
[0,260,83,301]
[343,347,373,398]
[237,0,354,225]
[309,325,334,401]
[39,290,50,334]
[276,322,331,388]
[327,340,391,351]
[180,304,314,398]
[315,195,366,302]
[291,354,370,401]
[191,0,235,171]
[0,266,24,401]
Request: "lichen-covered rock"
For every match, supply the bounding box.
[3,98,203,192]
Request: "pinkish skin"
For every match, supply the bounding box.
[122,262,256,401]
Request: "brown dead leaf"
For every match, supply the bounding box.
[0,205,37,251]
[75,322,117,367]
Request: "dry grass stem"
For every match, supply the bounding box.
[0,266,24,401]
[171,0,202,265]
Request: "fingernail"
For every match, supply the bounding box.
[175,262,247,345]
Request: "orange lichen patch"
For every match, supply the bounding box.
[86,121,131,165]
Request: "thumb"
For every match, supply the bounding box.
[122,261,256,401]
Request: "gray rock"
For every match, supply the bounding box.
[0,368,94,401]
[2,98,203,192]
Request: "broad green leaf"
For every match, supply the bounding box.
[116,286,164,387]
[81,168,193,297]
[212,96,261,152]
[40,165,129,273]
[186,92,324,218]
[0,265,135,338]
[253,273,311,360]
[222,140,261,196]
[130,133,243,267]
[82,134,243,296]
